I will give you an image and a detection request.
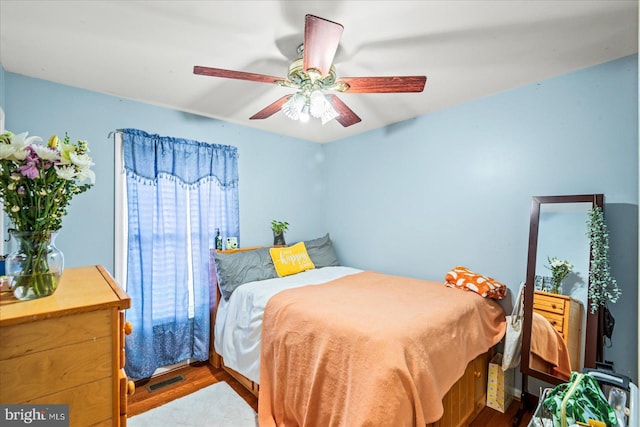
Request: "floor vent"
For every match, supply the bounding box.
[147,374,185,392]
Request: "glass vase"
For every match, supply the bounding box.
[5,230,64,301]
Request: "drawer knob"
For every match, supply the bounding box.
[127,380,136,395]
[124,322,133,335]
[551,304,557,309]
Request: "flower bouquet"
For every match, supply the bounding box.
[0,131,95,300]
[546,257,573,294]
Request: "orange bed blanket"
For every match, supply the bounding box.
[258,271,506,426]
[530,312,572,380]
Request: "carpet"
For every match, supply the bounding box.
[127,381,258,427]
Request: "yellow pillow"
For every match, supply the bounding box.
[270,242,315,277]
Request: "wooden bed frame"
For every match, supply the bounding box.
[210,248,492,426]
[211,346,491,427]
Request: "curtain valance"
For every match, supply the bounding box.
[120,128,238,188]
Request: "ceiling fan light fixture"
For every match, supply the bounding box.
[194,14,426,129]
[309,90,338,124]
[281,90,336,125]
[282,92,306,121]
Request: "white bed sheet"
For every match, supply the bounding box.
[214,266,362,384]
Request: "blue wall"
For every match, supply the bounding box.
[323,54,638,382]
[1,73,327,271]
[1,54,637,382]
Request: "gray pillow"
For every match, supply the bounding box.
[303,233,340,268]
[212,247,277,300]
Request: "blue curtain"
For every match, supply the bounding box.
[122,128,239,379]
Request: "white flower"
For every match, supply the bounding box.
[69,152,94,169]
[76,167,96,185]
[11,205,20,212]
[31,144,61,162]
[0,144,17,160]
[55,165,77,180]
[549,257,572,270]
[0,138,30,161]
[9,132,42,161]
[11,132,43,146]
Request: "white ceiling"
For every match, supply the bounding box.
[0,1,637,143]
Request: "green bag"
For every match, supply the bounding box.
[543,372,619,427]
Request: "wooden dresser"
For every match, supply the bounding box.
[0,265,133,426]
[533,290,583,371]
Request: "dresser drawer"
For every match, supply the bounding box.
[533,294,565,315]
[25,377,113,427]
[535,309,564,335]
[0,336,112,402]
[0,309,112,360]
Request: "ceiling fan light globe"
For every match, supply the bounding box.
[281,92,306,121]
[309,90,327,118]
[282,107,299,121]
[281,101,299,120]
[299,104,311,122]
[320,104,339,125]
[299,110,311,123]
[308,90,338,124]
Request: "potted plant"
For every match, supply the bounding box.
[546,257,573,294]
[271,220,289,246]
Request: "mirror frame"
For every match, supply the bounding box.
[521,194,604,385]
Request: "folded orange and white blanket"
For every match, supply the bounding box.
[444,265,508,299]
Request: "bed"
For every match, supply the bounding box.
[529,312,572,380]
[211,240,506,426]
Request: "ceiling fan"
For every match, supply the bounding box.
[193,14,427,127]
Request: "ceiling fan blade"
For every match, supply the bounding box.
[303,14,343,76]
[337,76,427,93]
[194,66,285,85]
[326,94,361,127]
[249,95,292,120]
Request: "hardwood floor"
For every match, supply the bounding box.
[470,400,534,427]
[128,362,533,426]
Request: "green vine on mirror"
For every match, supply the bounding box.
[586,206,620,314]
[0,131,95,300]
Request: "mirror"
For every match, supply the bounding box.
[521,194,603,386]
